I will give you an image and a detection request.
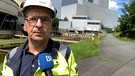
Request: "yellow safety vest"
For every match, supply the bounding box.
[2,51,78,76]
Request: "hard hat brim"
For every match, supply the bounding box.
[22,5,56,18]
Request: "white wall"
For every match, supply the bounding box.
[59,19,101,31]
[60,1,118,29]
[61,4,77,20]
[72,20,85,30]
[59,21,71,29]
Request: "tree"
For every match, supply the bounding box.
[101,24,104,30]
[51,18,60,36]
[63,17,68,21]
[117,0,135,38]
[52,18,59,29]
[115,25,120,32]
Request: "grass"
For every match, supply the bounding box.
[68,35,104,62]
[0,38,26,49]
[0,53,6,76]
[113,32,135,42]
[0,63,2,76]
[0,53,6,63]
[96,56,113,62]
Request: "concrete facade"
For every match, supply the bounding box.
[60,0,118,29]
[0,0,19,33]
[0,0,18,17]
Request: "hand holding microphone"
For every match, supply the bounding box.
[38,53,54,76]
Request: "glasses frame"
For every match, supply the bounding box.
[25,16,53,26]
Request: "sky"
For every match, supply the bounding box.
[109,0,130,16]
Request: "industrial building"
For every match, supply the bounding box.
[60,0,118,29]
[0,0,19,35]
[59,15,102,33]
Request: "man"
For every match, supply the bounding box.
[2,0,78,76]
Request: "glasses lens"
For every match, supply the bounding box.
[41,16,52,24]
[29,17,38,23]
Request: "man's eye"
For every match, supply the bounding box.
[42,18,49,22]
[30,18,37,22]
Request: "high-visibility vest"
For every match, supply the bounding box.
[2,44,78,76]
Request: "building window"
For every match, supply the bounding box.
[88,0,93,3]
[87,22,100,25]
[72,17,88,20]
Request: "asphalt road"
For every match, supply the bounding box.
[78,34,135,76]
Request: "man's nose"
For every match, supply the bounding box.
[35,19,43,28]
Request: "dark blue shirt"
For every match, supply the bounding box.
[19,46,38,76]
[19,39,58,76]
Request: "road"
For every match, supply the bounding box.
[77,34,135,76]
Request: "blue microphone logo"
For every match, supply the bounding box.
[38,53,54,71]
[46,56,53,62]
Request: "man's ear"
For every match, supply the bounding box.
[22,24,28,36]
[23,25,27,32]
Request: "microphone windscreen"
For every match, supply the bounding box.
[38,53,54,71]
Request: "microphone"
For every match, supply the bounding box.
[38,53,54,76]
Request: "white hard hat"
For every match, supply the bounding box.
[21,0,56,18]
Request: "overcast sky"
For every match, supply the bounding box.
[109,0,130,16]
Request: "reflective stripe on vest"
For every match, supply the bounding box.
[9,44,68,59]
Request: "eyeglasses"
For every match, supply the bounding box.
[25,16,52,26]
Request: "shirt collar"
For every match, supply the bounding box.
[23,38,58,59]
